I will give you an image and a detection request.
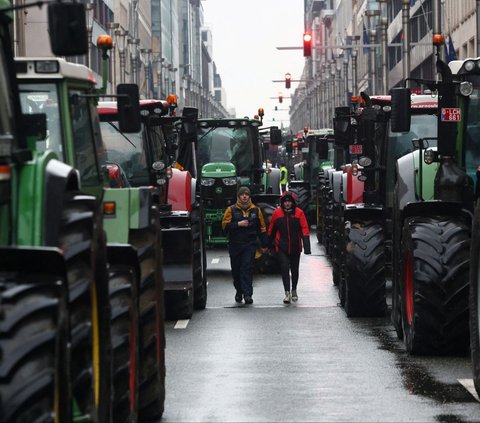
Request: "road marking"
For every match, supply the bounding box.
[211,258,220,264]
[174,319,190,329]
[458,379,480,402]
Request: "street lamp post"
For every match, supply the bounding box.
[379,0,389,94]
[115,28,128,84]
[128,38,140,84]
[141,48,152,98]
[402,0,411,83]
[107,22,119,93]
[85,2,95,68]
[366,9,380,94]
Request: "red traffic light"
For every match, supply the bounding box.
[285,72,291,89]
[303,32,312,57]
[279,95,283,103]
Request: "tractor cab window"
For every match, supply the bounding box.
[197,126,254,176]
[69,89,102,188]
[100,121,149,186]
[18,82,63,160]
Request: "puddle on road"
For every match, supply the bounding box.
[370,326,474,405]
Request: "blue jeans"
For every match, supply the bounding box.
[229,242,257,296]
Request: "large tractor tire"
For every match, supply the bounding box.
[289,186,310,222]
[191,203,207,310]
[108,263,140,422]
[254,202,279,274]
[60,193,112,423]
[130,210,166,421]
[0,270,71,423]
[343,220,386,317]
[470,206,480,396]
[401,216,470,355]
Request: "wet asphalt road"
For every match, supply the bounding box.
[161,235,480,422]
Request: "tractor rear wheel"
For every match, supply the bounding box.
[130,210,166,420]
[344,220,386,317]
[470,206,480,395]
[191,203,207,310]
[401,216,470,355]
[108,263,140,422]
[289,186,310,223]
[0,272,71,422]
[59,192,111,423]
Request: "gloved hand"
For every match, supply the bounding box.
[302,236,311,255]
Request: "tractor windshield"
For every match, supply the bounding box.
[197,126,254,176]
[18,82,63,160]
[100,121,150,186]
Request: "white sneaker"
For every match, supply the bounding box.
[291,290,298,302]
[283,291,291,304]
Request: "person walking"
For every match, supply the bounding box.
[222,186,269,304]
[279,163,288,193]
[268,191,311,304]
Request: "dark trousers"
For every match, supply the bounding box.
[278,250,300,292]
[229,243,257,296]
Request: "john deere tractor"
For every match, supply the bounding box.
[195,116,282,272]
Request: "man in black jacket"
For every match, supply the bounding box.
[222,186,268,304]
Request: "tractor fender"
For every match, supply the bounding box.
[169,167,193,212]
[44,159,80,246]
[344,204,384,222]
[106,243,141,282]
[293,161,305,180]
[402,200,473,224]
[0,246,67,277]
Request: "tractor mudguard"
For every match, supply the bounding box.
[168,168,193,212]
[332,170,343,204]
[344,205,384,222]
[0,246,67,277]
[402,200,473,224]
[107,243,141,280]
[160,211,193,292]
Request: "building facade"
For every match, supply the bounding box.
[289,0,478,135]
[14,0,229,117]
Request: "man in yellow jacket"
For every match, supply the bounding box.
[222,186,268,304]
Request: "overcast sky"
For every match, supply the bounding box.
[201,0,305,129]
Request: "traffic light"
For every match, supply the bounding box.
[279,95,283,103]
[275,106,278,111]
[303,32,312,57]
[285,72,291,89]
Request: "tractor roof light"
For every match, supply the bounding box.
[97,34,113,51]
[432,34,444,46]
[258,107,264,117]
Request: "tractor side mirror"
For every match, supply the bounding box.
[333,106,352,146]
[117,84,141,133]
[270,127,283,145]
[48,3,88,56]
[181,107,198,136]
[390,87,411,133]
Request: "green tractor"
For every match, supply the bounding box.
[14,58,166,421]
[0,3,119,422]
[390,57,474,355]
[196,116,282,270]
[289,128,334,231]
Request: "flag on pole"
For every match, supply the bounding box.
[444,36,457,63]
[362,23,369,54]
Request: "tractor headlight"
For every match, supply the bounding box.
[201,178,215,186]
[222,177,237,186]
[424,149,436,165]
[459,81,473,97]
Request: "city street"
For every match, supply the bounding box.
[162,235,480,423]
